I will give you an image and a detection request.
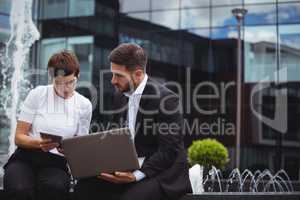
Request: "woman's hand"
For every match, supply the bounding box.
[38,139,60,152]
[15,121,60,152]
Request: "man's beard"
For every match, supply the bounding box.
[116,81,135,93]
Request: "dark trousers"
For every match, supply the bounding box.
[3,148,70,200]
[74,177,163,200]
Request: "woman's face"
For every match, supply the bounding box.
[53,73,77,99]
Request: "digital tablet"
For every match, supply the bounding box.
[40,132,63,144]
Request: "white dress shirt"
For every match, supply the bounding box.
[18,85,92,156]
[124,74,148,181]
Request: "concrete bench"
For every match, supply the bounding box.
[2,190,300,200]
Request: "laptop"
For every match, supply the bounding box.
[61,127,140,179]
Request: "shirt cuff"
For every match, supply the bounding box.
[133,170,146,181]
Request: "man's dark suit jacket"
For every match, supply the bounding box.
[111,78,192,199]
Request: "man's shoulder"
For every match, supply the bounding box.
[147,78,179,99]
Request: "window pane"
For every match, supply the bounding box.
[244,26,278,82]
[120,0,150,12]
[41,0,68,19]
[152,0,180,10]
[127,12,150,22]
[67,36,94,82]
[245,4,276,25]
[278,3,300,24]
[151,11,179,29]
[0,0,11,14]
[211,26,238,39]
[211,27,238,73]
[69,0,94,17]
[278,0,300,2]
[181,0,210,8]
[181,8,210,28]
[41,38,66,70]
[212,6,238,27]
[0,14,10,42]
[188,29,210,38]
[279,24,300,81]
[245,0,276,3]
[212,0,242,6]
[40,36,93,82]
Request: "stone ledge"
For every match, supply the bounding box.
[1,191,300,200]
[182,193,300,200]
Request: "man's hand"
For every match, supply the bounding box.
[57,146,64,154]
[98,171,136,184]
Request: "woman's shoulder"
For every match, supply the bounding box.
[28,85,51,97]
[75,92,92,110]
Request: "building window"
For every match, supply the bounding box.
[0,0,11,42]
[244,25,278,82]
[40,36,93,83]
[151,10,180,29]
[40,0,94,19]
[278,2,300,24]
[279,24,300,82]
[120,0,150,12]
[69,0,95,17]
[181,8,210,29]
[244,4,277,25]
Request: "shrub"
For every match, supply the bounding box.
[188,138,229,170]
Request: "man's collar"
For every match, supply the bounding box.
[124,74,148,97]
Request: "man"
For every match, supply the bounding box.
[74,43,191,200]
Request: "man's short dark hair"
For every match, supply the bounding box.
[108,43,147,71]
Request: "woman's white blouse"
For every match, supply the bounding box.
[18,85,92,156]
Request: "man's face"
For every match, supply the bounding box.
[110,62,134,93]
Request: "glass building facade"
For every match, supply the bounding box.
[1,0,300,181]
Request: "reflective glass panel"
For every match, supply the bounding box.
[128,12,150,21]
[212,6,238,27]
[278,3,300,24]
[67,36,94,82]
[152,0,180,10]
[151,10,180,29]
[244,26,278,82]
[181,0,210,8]
[279,24,300,81]
[212,0,242,6]
[181,8,210,28]
[41,0,68,19]
[244,0,276,3]
[69,0,94,17]
[120,0,150,12]
[244,4,276,25]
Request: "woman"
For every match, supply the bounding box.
[3,50,92,200]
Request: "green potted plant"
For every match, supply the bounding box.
[188,138,229,170]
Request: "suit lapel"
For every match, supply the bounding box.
[135,79,156,133]
[113,92,128,124]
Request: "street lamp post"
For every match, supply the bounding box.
[232,8,247,169]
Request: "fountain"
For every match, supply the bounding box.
[0,0,40,188]
[187,164,300,200]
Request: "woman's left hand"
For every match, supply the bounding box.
[39,139,60,152]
